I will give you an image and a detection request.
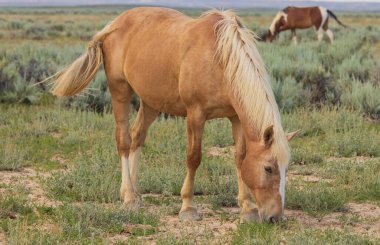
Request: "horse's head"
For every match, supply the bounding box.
[265,29,276,42]
[241,126,299,222]
[266,12,286,43]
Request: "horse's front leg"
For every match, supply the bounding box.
[229,116,259,223]
[179,107,205,221]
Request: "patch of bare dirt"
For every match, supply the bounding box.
[50,154,67,165]
[0,230,5,245]
[109,202,239,244]
[50,132,62,139]
[158,204,238,240]
[287,173,333,183]
[0,168,61,207]
[206,146,234,158]
[286,202,380,239]
[108,195,380,244]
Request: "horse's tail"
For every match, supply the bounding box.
[49,21,117,97]
[327,9,349,28]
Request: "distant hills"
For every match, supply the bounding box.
[1,0,380,11]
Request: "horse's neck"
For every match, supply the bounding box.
[231,98,264,143]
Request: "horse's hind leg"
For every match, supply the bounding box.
[291,29,298,45]
[229,116,259,223]
[107,78,137,208]
[317,28,324,43]
[179,107,205,221]
[323,20,334,44]
[129,101,158,203]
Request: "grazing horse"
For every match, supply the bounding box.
[49,7,299,222]
[263,6,348,44]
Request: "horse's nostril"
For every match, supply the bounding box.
[269,216,276,223]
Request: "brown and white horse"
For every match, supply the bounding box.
[48,7,298,222]
[263,6,348,44]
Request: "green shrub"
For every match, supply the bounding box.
[271,76,305,112]
[1,78,41,104]
[340,79,380,118]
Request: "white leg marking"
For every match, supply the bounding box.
[326,29,334,43]
[129,147,141,191]
[121,156,133,194]
[317,7,328,43]
[279,166,286,209]
[317,29,324,42]
[292,35,298,45]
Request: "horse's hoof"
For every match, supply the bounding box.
[240,208,260,223]
[179,207,201,221]
[121,191,142,210]
[123,198,142,210]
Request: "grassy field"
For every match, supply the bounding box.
[0,5,380,244]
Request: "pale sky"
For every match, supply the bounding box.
[0,0,380,3]
[293,0,380,2]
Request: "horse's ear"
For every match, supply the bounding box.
[286,130,301,142]
[263,125,274,148]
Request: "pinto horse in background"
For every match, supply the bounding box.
[47,7,299,223]
[262,6,348,44]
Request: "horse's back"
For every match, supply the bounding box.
[285,6,322,28]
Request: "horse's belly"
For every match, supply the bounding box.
[131,78,236,119]
[128,77,187,116]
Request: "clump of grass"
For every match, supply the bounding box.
[203,118,233,147]
[210,178,237,208]
[55,203,159,238]
[0,141,29,171]
[138,117,187,195]
[286,181,348,216]
[322,159,380,202]
[44,144,120,202]
[5,218,104,245]
[291,147,324,165]
[287,228,375,245]
[232,222,282,245]
[326,127,380,157]
[0,187,33,219]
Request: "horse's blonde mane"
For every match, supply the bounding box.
[207,10,290,167]
[269,11,287,34]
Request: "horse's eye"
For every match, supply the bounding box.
[264,166,273,174]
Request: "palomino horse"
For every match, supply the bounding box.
[263,6,348,44]
[49,7,298,222]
